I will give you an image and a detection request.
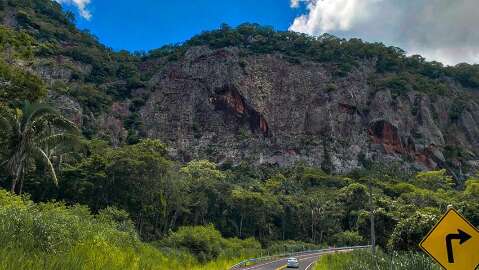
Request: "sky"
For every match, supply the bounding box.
[55,0,479,65]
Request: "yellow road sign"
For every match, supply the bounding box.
[420,208,479,270]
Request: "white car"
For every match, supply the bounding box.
[287,257,299,268]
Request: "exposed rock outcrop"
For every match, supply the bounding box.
[135,46,479,173]
[2,1,477,174]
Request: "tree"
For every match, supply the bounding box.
[60,139,178,240]
[0,102,79,194]
[357,207,396,248]
[415,169,454,191]
[332,230,365,246]
[388,208,440,251]
[180,160,226,225]
[464,174,479,198]
[337,183,369,230]
[231,187,282,241]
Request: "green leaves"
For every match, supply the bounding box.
[0,101,80,193]
[158,224,260,263]
[0,26,36,59]
[415,169,455,191]
[180,160,226,184]
[0,61,46,104]
[388,208,440,251]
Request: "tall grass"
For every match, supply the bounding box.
[0,190,253,270]
[0,244,246,270]
[315,250,440,270]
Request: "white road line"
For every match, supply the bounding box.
[304,261,316,270]
[243,259,280,270]
[243,253,323,270]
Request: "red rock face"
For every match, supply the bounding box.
[368,120,439,169]
[416,144,441,169]
[415,152,436,169]
[369,120,403,154]
[259,115,269,135]
[213,86,269,136]
[223,90,245,115]
[213,87,246,115]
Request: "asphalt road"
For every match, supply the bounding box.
[239,251,343,270]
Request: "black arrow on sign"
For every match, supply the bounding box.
[446,229,472,263]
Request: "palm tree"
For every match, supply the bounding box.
[0,101,80,194]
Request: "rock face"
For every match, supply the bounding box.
[136,46,479,173]
[1,0,477,174]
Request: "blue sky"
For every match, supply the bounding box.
[58,0,479,65]
[60,0,305,52]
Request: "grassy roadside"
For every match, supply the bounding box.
[0,189,259,270]
[314,250,440,270]
[0,246,248,270]
[0,189,321,270]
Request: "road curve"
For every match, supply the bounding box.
[240,250,350,270]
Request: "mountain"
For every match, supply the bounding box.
[2,0,479,177]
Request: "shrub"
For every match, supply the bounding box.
[0,190,138,254]
[159,225,224,263]
[0,61,46,104]
[332,231,365,246]
[158,225,261,263]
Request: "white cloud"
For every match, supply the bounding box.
[290,0,382,33]
[290,0,302,8]
[55,0,92,20]
[289,0,479,65]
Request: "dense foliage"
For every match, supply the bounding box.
[0,189,260,269]
[3,133,478,254]
[0,102,80,193]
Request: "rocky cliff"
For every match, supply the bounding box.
[138,46,479,174]
[1,1,479,175]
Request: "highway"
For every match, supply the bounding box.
[238,250,348,270]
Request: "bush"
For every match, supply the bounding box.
[414,169,454,191]
[221,237,262,258]
[158,225,261,263]
[0,190,138,254]
[0,61,46,104]
[332,231,365,246]
[159,225,224,263]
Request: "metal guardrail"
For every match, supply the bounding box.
[229,245,371,269]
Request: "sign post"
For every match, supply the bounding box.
[420,208,479,270]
